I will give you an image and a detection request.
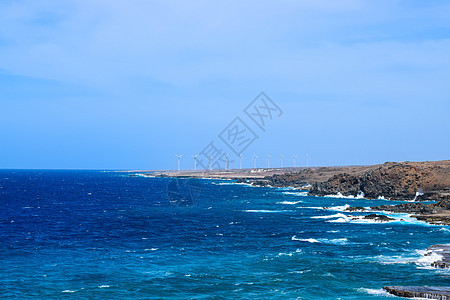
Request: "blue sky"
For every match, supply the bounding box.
[0,0,449,170]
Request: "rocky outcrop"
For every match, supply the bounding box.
[309,161,450,201]
[383,286,450,299]
[371,199,450,225]
[427,244,450,268]
[362,214,395,222]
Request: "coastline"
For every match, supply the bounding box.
[129,160,450,226]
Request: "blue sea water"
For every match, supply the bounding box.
[0,170,449,299]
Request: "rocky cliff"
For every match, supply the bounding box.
[308,161,450,201]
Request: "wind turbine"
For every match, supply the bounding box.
[266,154,272,168]
[192,154,199,170]
[225,153,229,170]
[239,153,243,169]
[209,155,213,170]
[280,153,285,168]
[175,154,182,171]
[253,154,259,169]
[292,154,297,168]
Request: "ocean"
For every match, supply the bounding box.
[0,170,448,299]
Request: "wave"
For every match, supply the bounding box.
[276,249,303,256]
[277,200,303,205]
[244,210,292,213]
[292,236,320,243]
[304,204,351,211]
[322,192,365,199]
[308,209,430,225]
[311,213,347,219]
[374,248,444,269]
[292,236,349,245]
[326,214,395,224]
[358,288,394,297]
[416,249,444,267]
[281,191,308,196]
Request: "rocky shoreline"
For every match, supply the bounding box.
[383,244,450,299]
[250,160,450,225]
[136,160,450,225]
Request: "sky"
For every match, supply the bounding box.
[0,0,449,170]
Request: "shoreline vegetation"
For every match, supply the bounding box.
[127,160,450,298]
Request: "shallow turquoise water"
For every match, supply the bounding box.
[0,170,448,299]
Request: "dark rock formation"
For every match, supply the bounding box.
[427,244,450,268]
[362,214,395,222]
[345,206,366,212]
[372,199,450,225]
[308,173,361,197]
[309,162,437,200]
[307,161,450,201]
[383,286,450,299]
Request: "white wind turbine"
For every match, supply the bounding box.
[280,153,285,168]
[292,154,297,168]
[266,153,272,168]
[192,154,199,170]
[209,155,213,170]
[225,153,229,170]
[253,154,259,169]
[306,153,309,168]
[175,154,182,171]
[239,153,243,169]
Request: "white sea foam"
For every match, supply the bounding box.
[276,249,303,257]
[292,236,320,243]
[291,236,349,245]
[324,238,349,245]
[98,285,110,288]
[325,204,351,211]
[323,192,365,199]
[326,214,396,224]
[281,191,308,196]
[216,182,239,186]
[304,204,351,211]
[244,210,292,213]
[311,213,347,219]
[62,290,75,293]
[416,249,444,267]
[374,248,445,268]
[277,200,303,205]
[358,288,395,297]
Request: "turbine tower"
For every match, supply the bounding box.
[175,154,182,171]
[239,153,243,169]
[209,155,213,170]
[225,153,229,170]
[192,154,198,170]
[266,153,272,168]
[280,153,285,168]
[306,153,309,168]
[292,154,297,168]
[253,153,259,169]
